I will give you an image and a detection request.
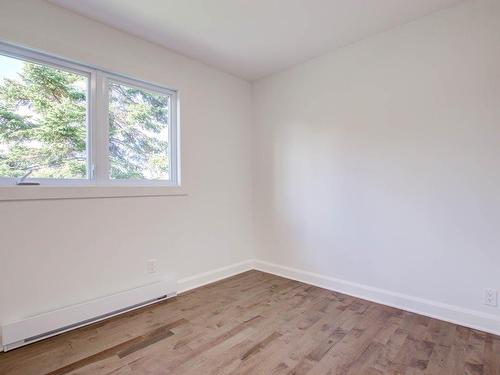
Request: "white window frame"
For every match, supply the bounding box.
[100,74,178,187]
[0,42,179,187]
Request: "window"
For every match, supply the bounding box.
[0,43,178,187]
[0,53,89,181]
[108,80,172,181]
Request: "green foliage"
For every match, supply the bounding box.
[108,82,169,180]
[0,60,170,180]
[0,62,87,178]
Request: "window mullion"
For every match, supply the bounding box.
[170,93,179,185]
[88,70,97,182]
[94,71,110,184]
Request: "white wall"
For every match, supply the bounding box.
[2,0,500,341]
[253,0,500,332]
[0,0,254,326]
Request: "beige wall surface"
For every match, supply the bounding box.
[253,0,500,324]
[0,0,254,324]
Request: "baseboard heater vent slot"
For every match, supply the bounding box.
[23,295,168,344]
[1,277,177,352]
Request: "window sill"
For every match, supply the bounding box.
[0,185,188,202]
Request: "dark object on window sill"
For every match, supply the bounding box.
[16,181,41,186]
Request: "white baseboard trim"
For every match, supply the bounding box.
[177,259,256,293]
[163,258,500,336]
[253,260,500,336]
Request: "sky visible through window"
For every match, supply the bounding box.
[0,54,24,82]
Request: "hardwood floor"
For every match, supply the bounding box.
[1,270,499,374]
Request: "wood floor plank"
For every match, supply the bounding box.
[0,270,499,375]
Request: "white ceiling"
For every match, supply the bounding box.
[48,0,463,81]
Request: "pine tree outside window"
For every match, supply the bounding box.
[0,43,179,187]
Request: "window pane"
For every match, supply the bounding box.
[108,80,170,180]
[0,54,88,179]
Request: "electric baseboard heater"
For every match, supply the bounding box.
[1,276,177,351]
